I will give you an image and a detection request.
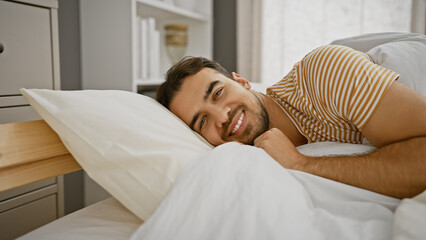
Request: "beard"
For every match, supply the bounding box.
[220,92,269,145]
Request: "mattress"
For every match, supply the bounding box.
[17,198,142,240]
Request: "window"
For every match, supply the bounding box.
[237,0,422,87]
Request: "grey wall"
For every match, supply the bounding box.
[213,0,237,73]
[57,0,84,215]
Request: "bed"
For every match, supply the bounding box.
[1,32,425,240]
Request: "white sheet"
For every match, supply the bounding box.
[130,143,400,240]
[392,190,426,240]
[18,198,142,240]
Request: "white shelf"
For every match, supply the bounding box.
[133,0,212,92]
[79,0,212,93]
[136,0,210,22]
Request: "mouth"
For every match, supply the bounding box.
[228,110,246,137]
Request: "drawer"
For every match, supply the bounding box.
[0,95,28,108]
[0,178,56,202]
[0,184,57,212]
[0,194,57,240]
[0,105,40,124]
[0,0,54,95]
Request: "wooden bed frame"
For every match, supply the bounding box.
[0,120,81,193]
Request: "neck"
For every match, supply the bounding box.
[254,91,307,146]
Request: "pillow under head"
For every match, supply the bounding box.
[21,88,213,221]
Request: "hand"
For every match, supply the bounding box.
[254,128,307,170]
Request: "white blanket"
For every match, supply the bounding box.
[130,143,401,240]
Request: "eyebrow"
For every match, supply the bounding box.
[204,80,220,101]
[189,80,221,130]
[189,112,200,130]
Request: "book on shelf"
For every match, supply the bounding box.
[138,17,161,82]
[139,18,149,80]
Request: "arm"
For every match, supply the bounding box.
[255,82,426,199]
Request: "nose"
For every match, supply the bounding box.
[209,105,231,128]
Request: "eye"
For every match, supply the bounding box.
[200,116,207,130]
[214,88,223,100]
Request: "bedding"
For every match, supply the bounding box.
[19,142,426,240]
[18,32,426,239]
[393,191,426,240]
[130,143,400,240]
[330,32,425,53]
[332,32,426,97]
[20,89,213,221]
[366,36,426,96]
[18,198,141,240]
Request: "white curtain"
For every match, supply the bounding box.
[237,0,424,86]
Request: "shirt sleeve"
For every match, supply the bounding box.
[300,45,399,131]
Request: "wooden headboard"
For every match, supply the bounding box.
[0,120,81,192]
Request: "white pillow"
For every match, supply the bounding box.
[366,36,426,96]
[331,32,426,96]
[296,141,376,157]
[330,32,425,53]
[21,89,213,221]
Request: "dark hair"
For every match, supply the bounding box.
[156,56,232,109]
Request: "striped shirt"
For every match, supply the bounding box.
[267,45,399,144]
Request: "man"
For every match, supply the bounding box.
[156,45,426,199]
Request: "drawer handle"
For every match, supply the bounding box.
[0,43,3,53]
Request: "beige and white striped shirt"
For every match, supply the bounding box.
[267,45,399,144]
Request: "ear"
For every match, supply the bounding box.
[231,72,251,90]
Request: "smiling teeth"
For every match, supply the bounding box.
[231,112,244,135]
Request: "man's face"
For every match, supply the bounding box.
[169,68,269,146]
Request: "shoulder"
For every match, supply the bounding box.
[305,44,364,56]
[302,45,369,65]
